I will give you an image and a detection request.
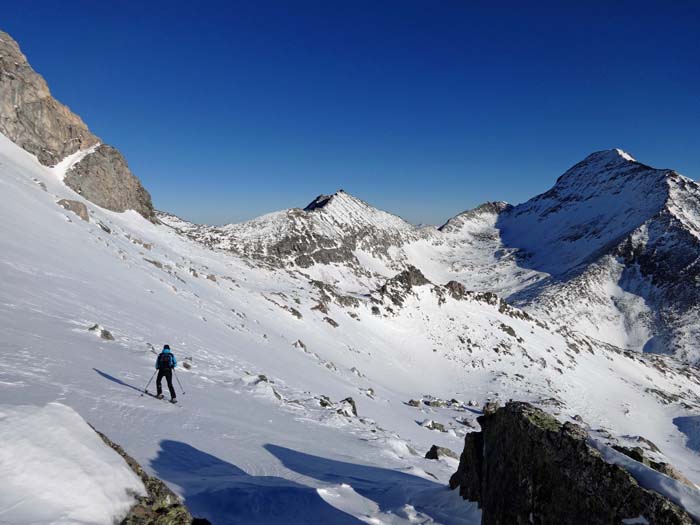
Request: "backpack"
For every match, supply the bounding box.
[158,352,173,369]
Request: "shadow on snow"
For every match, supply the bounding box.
[151,440,476,525]
[674,416,700,453]
[150,440,364,525]
[264,444,470,523]
[93,368,144,393]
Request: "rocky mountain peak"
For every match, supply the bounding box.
[304,189,348,211]
[551,147,656,195]
[0,30,97,166]
[582,147,636,165]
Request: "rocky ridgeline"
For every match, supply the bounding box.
[449,402,693,524]
[159,190,433,270]
[0,31,155,221]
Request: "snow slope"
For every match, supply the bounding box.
[2,131,700,523]
[0,402,145,524]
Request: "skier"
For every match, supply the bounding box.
[155,344,177,403]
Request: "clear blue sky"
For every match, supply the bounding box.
[4,1,699,225]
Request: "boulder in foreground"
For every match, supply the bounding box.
[449,401,694,524]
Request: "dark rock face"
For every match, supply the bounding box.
[449,402,693,525]
[0,31,155,221]
[92,428,209,525]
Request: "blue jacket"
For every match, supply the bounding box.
[155,348,177,369]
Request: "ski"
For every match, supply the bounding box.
[143,391,180,405]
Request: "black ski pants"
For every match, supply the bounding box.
[156,368,176,399]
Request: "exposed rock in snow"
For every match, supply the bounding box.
[449,402,696,524]
[425,444,459,461]
[88,323,115,341]
[336,397,358,417]
[57,199,89,222]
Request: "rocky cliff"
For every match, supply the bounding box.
[0,30,155,221]
[449,402,694,524]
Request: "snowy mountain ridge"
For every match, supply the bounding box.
[2,26,700,524]
[160,148,700,362]
[3,128,700,523]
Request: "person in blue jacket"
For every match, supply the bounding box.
[155,344,177,403]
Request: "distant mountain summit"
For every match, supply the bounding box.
[160,189,430,271]
[457,149,700,361]
[3,29,699,362]
[161,151,700,362]
[0,30,155,220]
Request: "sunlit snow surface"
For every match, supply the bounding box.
[0,403,145,524]
[0,133,699,523]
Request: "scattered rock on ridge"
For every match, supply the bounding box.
[425,444,459,460]
[88,324,114,341]
[612,444,695,488]
[337,397,357,417]
[379,266,431,306]
[57,199,89,222]
[324,316,339,328]
[449,402,693,524]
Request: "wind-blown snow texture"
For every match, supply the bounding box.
[1,130,700,523]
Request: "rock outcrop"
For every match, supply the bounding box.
[0,31,96,165]
[57,199,89,222]
[64,144,155,220]
[425,444,459,460]
[92,428,209,525]
[449,402,693,524]
[0,31,155,221]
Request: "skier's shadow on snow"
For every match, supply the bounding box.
[92,368,143,393]
[151,440,365,525]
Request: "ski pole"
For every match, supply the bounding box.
[143,370,157,393]
[173,369,185,395]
